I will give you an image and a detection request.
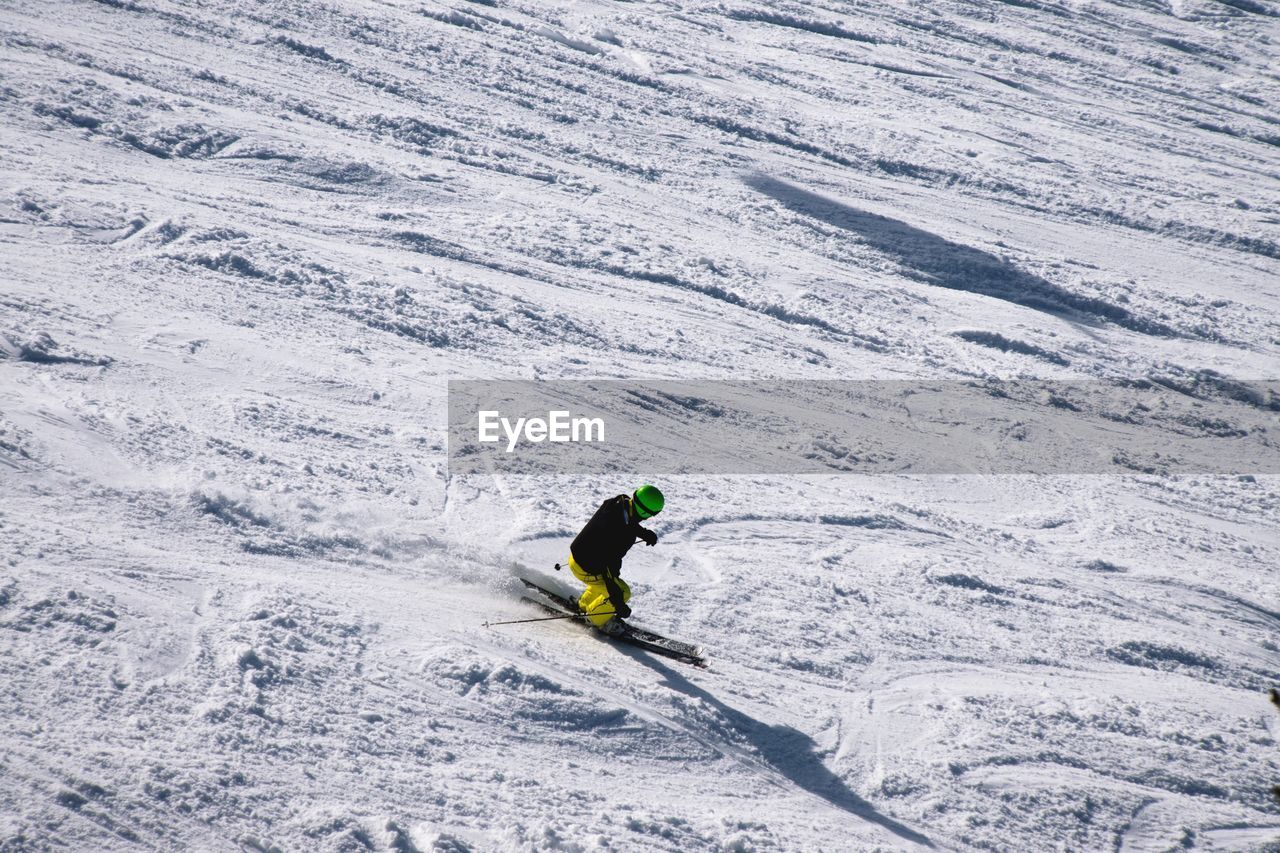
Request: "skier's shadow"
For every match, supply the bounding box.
[624,650,934,849]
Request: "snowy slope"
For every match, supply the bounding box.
[2,0,1280,849]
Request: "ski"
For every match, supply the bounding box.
[519,578,707,668]
[519,578,583,614]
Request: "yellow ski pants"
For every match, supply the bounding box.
[567,555,630,628]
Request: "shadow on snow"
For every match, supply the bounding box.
[627,650,934,849]
[743,173,1176,337]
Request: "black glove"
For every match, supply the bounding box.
[638,528,658,547]
[614,601,632,619]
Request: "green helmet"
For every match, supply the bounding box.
[632,484,664,519]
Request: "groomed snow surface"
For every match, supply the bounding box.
[2,0,1280,849]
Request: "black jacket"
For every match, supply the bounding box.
[570,494,651,577]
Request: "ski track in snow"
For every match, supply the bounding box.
[2,0,1280,849]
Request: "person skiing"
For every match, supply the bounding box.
[566,484,664,634]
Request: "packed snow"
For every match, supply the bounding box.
[2,0,1279,850]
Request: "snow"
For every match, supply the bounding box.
[2,0,1279,849]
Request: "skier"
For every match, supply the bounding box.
[566,485,664,634]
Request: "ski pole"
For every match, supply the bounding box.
[483,609,616,629]
[483,613,579,628]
